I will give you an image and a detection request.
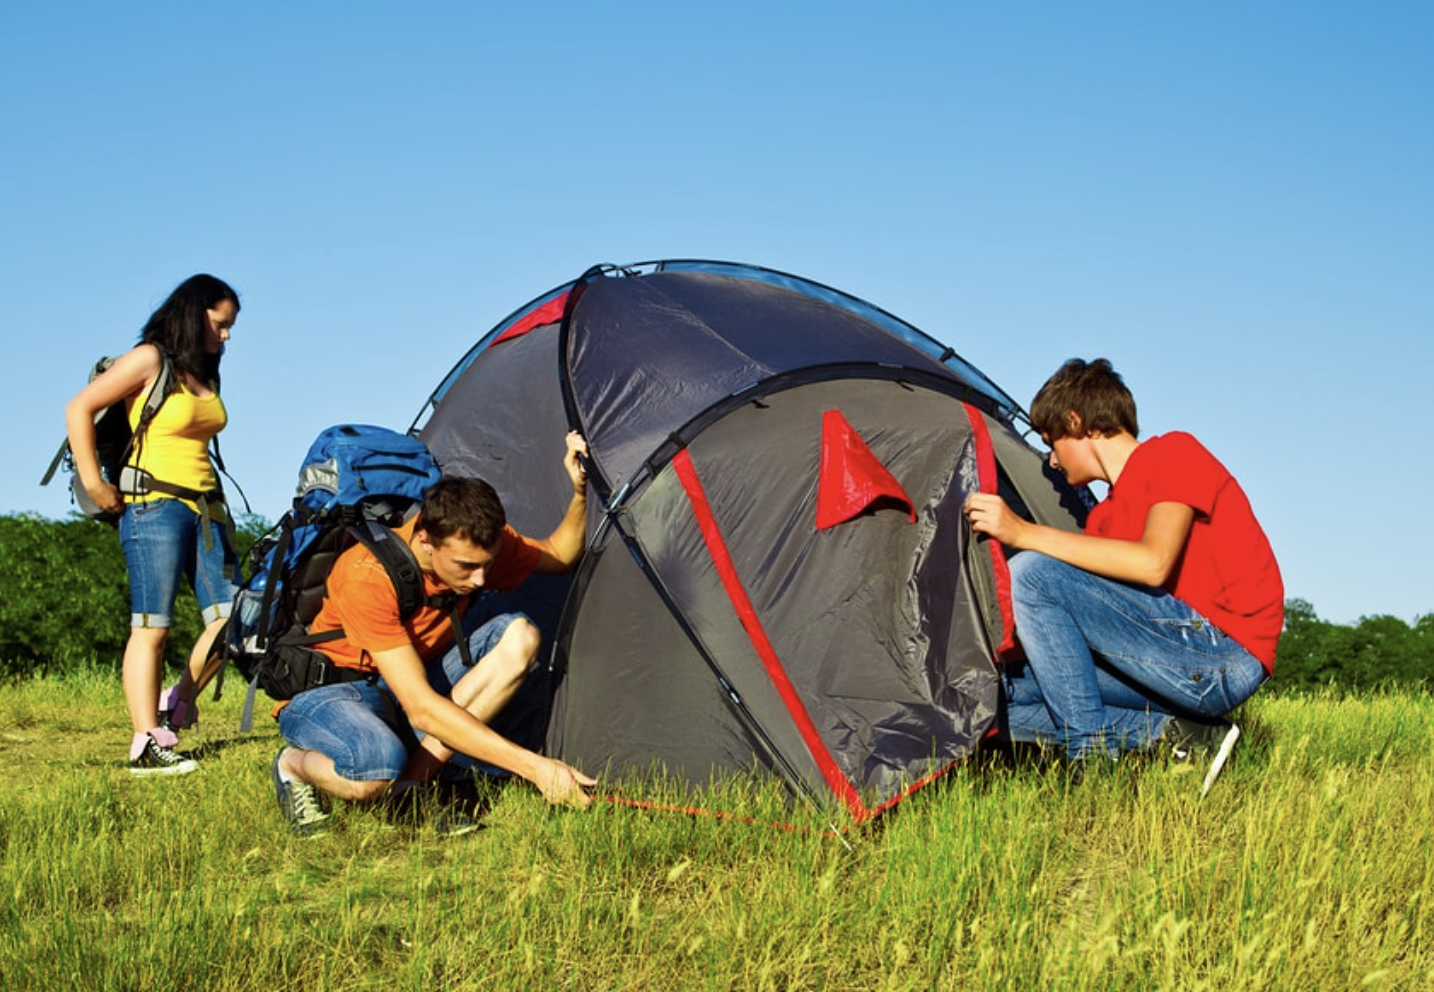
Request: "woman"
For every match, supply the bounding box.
[66,274,242,775]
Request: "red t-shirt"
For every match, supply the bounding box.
[312,517,543,672]
[1085,432,1284,671]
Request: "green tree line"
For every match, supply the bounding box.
[1273,597,1433,694]
[0,512,268,679]
[0,513,1429,690]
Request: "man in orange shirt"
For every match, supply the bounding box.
[271,432,597,835]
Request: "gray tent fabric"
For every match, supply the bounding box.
[413,260,1088,824]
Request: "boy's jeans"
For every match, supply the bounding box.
[1002,552,1267,761]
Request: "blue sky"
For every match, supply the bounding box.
[3,2,1430,625]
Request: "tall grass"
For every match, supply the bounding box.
[1,674,1430,991]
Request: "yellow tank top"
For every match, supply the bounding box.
[125,380,228,518]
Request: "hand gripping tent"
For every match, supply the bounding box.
[411,260,1089,826]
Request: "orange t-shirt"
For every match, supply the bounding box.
[311,517,543,672]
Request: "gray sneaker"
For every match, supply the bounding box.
[1164,717,1240,798]
[129,736,199,776]
[272,750,331,837]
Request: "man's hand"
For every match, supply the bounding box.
[963,493,1029,548]
[535,757,598,808]
[533,431,592,574]
[563,431,589,493]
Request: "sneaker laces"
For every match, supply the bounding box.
[289,780,328,824]
[148,741,188,766]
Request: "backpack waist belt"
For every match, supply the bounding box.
[119,466,229,551]
[271,634,377,696]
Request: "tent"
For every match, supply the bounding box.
[411,260,1089,825]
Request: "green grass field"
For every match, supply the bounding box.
[2,670,1430,991]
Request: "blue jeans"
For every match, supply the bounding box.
[1001,552,1267,760]
[277,613,529,782]
[120,498,237,627]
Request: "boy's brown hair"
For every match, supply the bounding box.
[416,476,507,549]
[1029,358,1140,441]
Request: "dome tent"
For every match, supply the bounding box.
[411,260,1088,825]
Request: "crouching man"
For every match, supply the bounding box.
[272,431,597,835]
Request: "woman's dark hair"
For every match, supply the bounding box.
[138,273,240,386]
[418,477,507,549]
[1029,358,1140,441]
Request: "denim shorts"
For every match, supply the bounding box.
[120,498,238,628]
[277,613,527,782]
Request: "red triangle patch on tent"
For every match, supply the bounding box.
[815,409,916,530]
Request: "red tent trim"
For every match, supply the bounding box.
[962,402,1016,655]
[815,409,916,531]
[490,292,570,347]
[673,448,868,819]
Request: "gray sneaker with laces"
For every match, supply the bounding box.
[272,750,331,837]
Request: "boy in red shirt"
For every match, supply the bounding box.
[964,359,1282,793]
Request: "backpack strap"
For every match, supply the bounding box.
[120,347,176,473]
[253,510,303,653]
[351,518,472,669]
[352,517,426,619]
[39,435,70,487]
[208,434,252,516]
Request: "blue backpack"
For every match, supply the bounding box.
[226,425,445,729]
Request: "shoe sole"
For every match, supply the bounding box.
[1199,724,1240,798]
[129,760,198,777]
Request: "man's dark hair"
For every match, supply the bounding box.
[1029,358,1140,441]
[417,477,506,549]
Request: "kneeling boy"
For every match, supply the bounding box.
[964,359,1282,792]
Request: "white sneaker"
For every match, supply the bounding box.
[1165,717,1240,798]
